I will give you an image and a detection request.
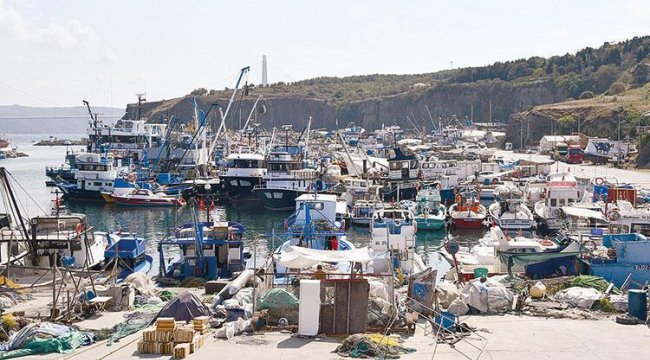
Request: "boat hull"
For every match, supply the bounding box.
[452,217,485,229]
[415,217,446,230]
[222,175,264,205]
[253,188,301,211]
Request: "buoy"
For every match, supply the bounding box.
[594,177,604,186]
[530,282,547,299]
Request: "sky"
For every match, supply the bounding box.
[1,0,650,109]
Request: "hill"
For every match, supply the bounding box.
[0,105,122,134]
[127,36,650,135]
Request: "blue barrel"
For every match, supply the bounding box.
[435,311,456,330]
[206,257,218,280]
[628,290,648,321]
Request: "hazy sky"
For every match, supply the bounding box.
[1,0,649,109]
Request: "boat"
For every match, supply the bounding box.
[102,188,186,207]
[158,220,246,280]
[606,200,650,235]
[55,153,120,202]
[534,172,581,233]
[252,144,318,211]
[488,198,535,230]
[28,214,108,269]
[351,200,383,226]
[103,233,153,281]
[441,227,573,281]
[271,193,354,284]
[220,150,267,205]
[589,233,650,288]
[448,191,487,229]
[413,185,447,231]
[370,206,425,274]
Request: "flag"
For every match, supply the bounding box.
[199,198,205,211]
[209,201,215,211]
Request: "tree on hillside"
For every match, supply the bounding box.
[191,88,208,96]
[593,65,621,93]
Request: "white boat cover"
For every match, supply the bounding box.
[560,206,607,221]
[278,246,373,269]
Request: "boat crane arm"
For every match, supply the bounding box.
[208,66,250,159]
[337,131,362,175]
[241,95,264,134]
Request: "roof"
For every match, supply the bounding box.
[540,135,580,142]
[226,152,265,160]
[295,193,338,202]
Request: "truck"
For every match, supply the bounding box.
[550,142,568,161]
[565,144,584,164]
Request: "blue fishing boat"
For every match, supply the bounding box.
[590,233,650,288]
[103,233,153,281]
[271,193,354,284]
[158,218,246,280]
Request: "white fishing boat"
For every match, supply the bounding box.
[489,198,535,230]
[534,172,581,232]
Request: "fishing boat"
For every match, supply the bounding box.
[103,233,153,281]
[55,153,120,202]
[370,206,425,274]
[488,198,535,230]
[448,191,487,229]
[534,172,581,233]
[158,220,246,280]
[271,193,354,284]
[589,233,650,288]
[351,200,383,226]
[28,214,108,269]
[102,188,186,207]
[413,185,447,231]
[252,144,318,211]
[220,150,266,205]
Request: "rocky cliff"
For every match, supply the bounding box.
[125,78,568,132]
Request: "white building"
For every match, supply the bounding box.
[539,135,580,154]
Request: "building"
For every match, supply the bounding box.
[539,135,580,154]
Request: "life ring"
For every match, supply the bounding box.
[594,177,604,186]
[608,210,620,221]
[540,240,554,247]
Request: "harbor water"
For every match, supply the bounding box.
[1,134,465,274]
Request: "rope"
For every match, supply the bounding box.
[7,170,47,215]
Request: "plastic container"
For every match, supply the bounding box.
[226,308,247,322]
[61,256,75,267]
[435,311,456,330]
[206,257,218,280]
[628,289,648,321]
[474,267,488,279]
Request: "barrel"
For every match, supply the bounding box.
[434,311,456,330]
[474,267,488,279]
[206,257,218,280]
[628,289,648,321]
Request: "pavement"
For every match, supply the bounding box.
[22,314,650,360]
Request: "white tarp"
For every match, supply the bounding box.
[560,206,607,221]
[278,246,373,269]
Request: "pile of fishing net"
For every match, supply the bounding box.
[0,323,95,359]
[108,312,156,345]
[567,275,620,294]
[335,334,416,359]
[257,288,299,324]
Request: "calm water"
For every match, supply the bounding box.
[1,134,479,273]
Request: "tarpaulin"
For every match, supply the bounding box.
[278,246,372,269]
[560,206,607,221]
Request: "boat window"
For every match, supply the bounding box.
[402,161,409,169]
[94,182,102,186]
[559,199,565,206]
[410,161,418,169]
[312,202,324,210]
[550,199,557,207]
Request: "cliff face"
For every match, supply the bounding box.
[125,79,568,131]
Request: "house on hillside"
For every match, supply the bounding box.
[539,135,580,154]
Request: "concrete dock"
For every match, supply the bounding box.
[20,314,650,360]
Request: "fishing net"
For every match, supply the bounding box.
[257,289,299,309]
[107,312,156,345]
[567,275,620,294]
[0,330,93,359]
[336,334,416,359]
